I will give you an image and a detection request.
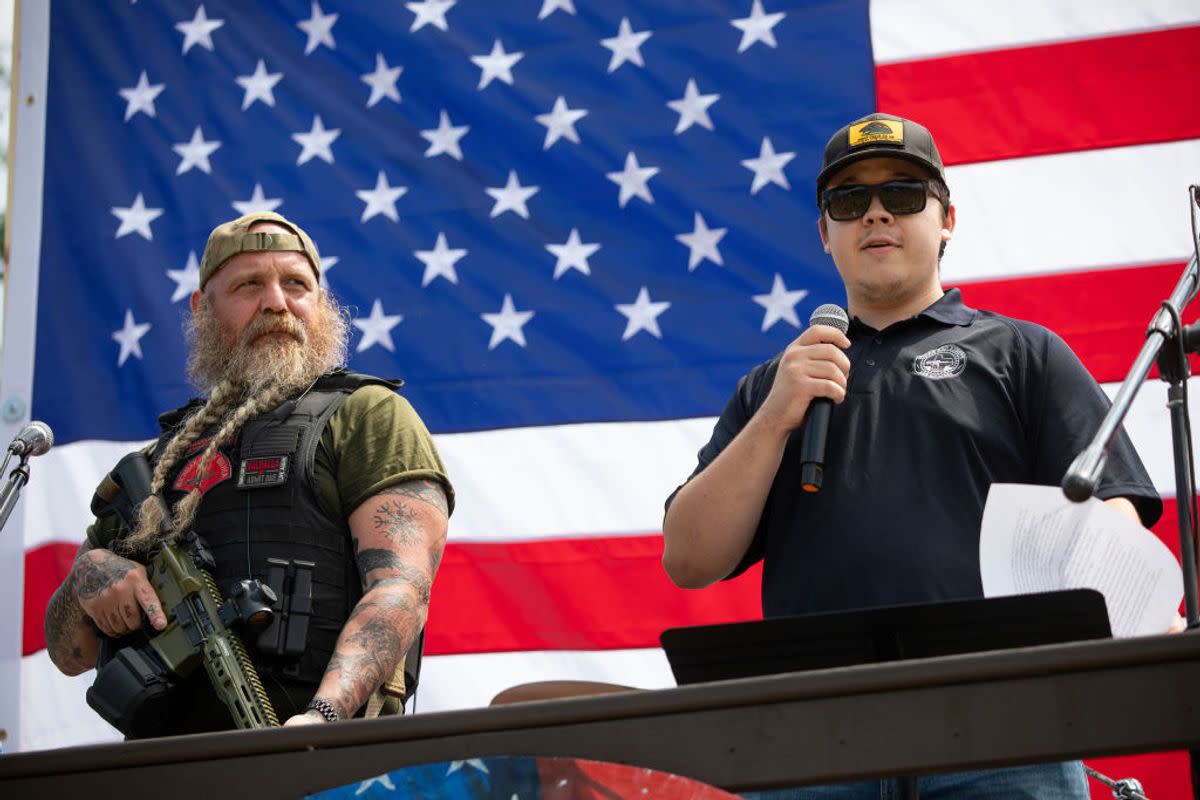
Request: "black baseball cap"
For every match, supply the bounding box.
[815,113,946,202]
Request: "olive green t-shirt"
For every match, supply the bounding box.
[88,384,453,548]
[314,383,454,518]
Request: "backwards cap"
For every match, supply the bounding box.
[199,211,321,289]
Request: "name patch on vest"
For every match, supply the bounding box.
[238,455,291,489]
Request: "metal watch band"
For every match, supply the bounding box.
[306,698,339,723]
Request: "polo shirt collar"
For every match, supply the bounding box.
[849,288,977,334]
[919,288,976,326]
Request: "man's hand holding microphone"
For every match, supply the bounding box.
[758,305,851,492]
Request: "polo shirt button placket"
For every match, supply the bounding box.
[863,334,884,368]
[850,327,882,390]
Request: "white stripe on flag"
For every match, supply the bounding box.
[439,417,713,542]
[24,439,152,551]
[941,139,1200,285]
[870,0,1200,63]
[20,650,119,751]
[18,646,674,752]
[417,647,675,714]
[24,376,1199,556]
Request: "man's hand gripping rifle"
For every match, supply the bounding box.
[86,451,280,736]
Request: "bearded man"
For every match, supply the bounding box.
[44,211,453,734]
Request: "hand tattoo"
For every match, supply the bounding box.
[74,551,134,601]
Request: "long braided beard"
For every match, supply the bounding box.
[123,292,349,552]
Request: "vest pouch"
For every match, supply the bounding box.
[86,645,179,738]
[255,557,314,662]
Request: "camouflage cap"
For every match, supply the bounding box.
[815,113,946,202]
[198,211,321,289]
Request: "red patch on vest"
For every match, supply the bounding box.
[173,451,233,495]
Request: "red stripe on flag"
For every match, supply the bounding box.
[20,536,764,657]
[951,262,1199,385]
[876,26,1200,166]
[424,535,762,655]
[424,500,1189,654]
[23,541,79,656]
[1085,752,1191,799]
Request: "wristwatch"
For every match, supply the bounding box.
[306,698,339,723]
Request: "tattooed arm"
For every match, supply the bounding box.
[44,540,168,676]
[284,478,449,725]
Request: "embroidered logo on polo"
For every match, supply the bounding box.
[849,119,903,147]
[237,455,291,489]
[173,449,233,495]
[913,344,967,380]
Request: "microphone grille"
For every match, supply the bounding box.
[33,420,54,446]
[27,421,54,456]
[809,303,849,334]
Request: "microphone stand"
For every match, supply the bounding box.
[1062,232,1200,800]
[1063,250,1200,619]
[0,451,31,535]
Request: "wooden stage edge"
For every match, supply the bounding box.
[1,633,1197,798]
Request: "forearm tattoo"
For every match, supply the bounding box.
[44,548,120,673]
[322,480,447,717]
[45,578,92,673]
[381,565,432,604]
[319,582,423,719]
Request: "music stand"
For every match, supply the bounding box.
[660,589,1112,798]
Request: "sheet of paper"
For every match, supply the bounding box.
[979,483,1183,637]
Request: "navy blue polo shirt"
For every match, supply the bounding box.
[670,289,1162,618]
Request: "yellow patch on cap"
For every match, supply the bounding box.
[849,119,903,147]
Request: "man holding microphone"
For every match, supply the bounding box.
[662,113,1162,798]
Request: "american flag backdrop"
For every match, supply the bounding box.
[3,0,1199,794]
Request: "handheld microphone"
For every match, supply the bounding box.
[799,305,849,493]
[8,421,54,458]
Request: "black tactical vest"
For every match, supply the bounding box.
[153,370,400,688]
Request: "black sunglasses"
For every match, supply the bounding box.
[821,179,936,221]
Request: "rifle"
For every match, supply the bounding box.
[86,451,280,736]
